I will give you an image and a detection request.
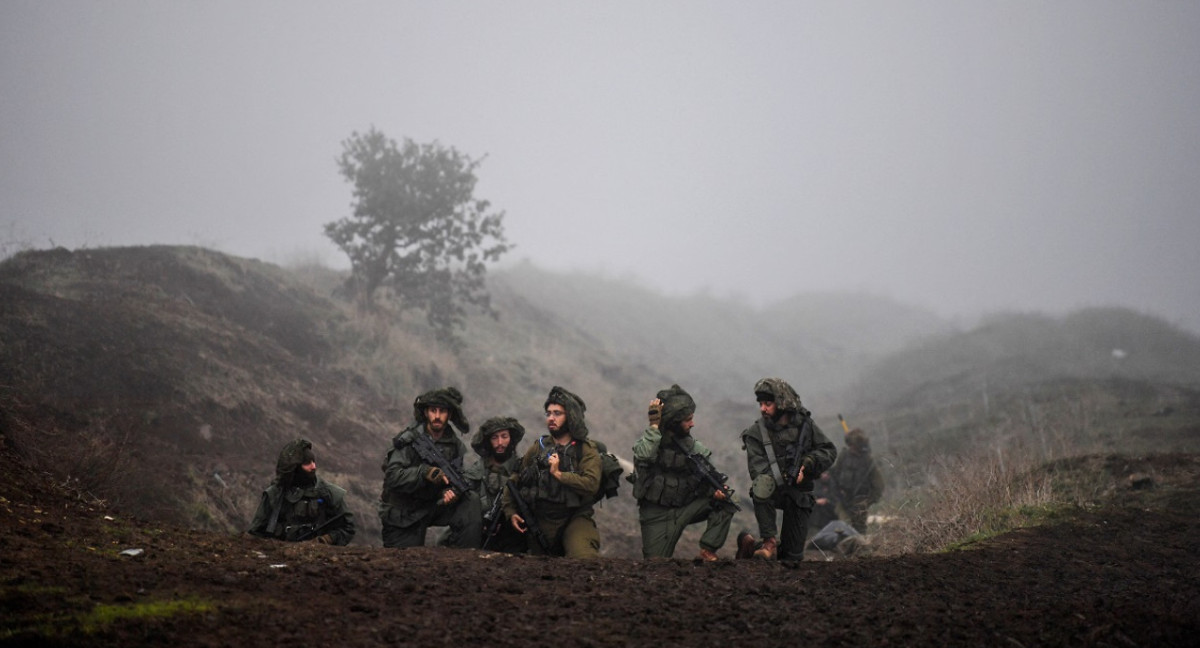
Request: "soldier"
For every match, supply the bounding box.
[502,386,602,558]
[632,384,735,560]
[248,438,356,545]
[737,378,837,561]
[829,427,885,534]
[378,387,482,548]
[466,416,527,552]
[808,470,838,533]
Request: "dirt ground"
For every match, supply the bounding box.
[2,441,1198,648]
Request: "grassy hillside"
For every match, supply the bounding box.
[4,245,1197,557]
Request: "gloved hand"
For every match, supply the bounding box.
[316,534,334,545]
[424,465,446,484]
[647,399,663,428]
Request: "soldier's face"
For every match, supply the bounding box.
[678,414,695,434]
[490,429,511,455]
[301,460,316,474]
[425,406,450,432]
[545,405,567,433]
[759,400,777,418]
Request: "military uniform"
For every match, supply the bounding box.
[830,429,885,534]
[248,438,356,546]
[632,384,733,559]
[742,378,837,561]
[378,387,482,548]
[467,416,527,553]
[502,386,602,558]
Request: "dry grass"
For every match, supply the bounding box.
[865,381,1200,555]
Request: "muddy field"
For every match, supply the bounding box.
[2,441,1198,647]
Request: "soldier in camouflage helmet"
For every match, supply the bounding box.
[502,386,603,557]
[464,416,528,552]
[829,428,885,534]
[378,387,482,548]
[737,378,837,560]
[632,384,735,560]
[248,438,356,545]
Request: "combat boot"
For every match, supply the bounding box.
[735,530,756,560]
[696,548,719,562]
[753,536,778,560]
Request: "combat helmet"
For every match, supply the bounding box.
[656,384,696,433]
[471,416,526,458]
[544,385,589,440]
[753,378,804,414]
[412,386,470,434]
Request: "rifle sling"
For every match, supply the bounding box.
[761,427,785,485]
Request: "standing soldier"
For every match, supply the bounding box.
[466,416,527,552]
[378,387,482,548]
[830,427,885,534]
[632,384,735,560]
[738,378,837,561]
[248,438,356,545]
[502,386,602,558]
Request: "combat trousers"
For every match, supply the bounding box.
[752,488,813,561]
[381,491,482,548]
[638,497,734,558]
[528,509,600,558]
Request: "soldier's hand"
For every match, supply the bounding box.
[442,489,458,505]
[316,534,334,545]
[511,513,527,533]
[794,464,807,485]
[548,452,561,479]
[647,399,663,428]
[424,466,447,484]
[713,489,727,501]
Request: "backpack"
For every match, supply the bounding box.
[591,440,625,503]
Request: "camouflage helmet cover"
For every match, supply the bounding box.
[274,438,315,484]
[543,385,589,440]
[413,386,470,434]
[753,377,802,413]
[656,384,696,432]
[471,416,526,457]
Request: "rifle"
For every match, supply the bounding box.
[404,429,472,499]
[783,414,815,486]
[675,439,740,512]
[506,481,552,553]
[288,512,347,543]
[481,489,505,549]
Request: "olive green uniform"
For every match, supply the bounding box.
[466,453,526,552]
[248,438,356,546]
[830,441,884,534]
[378,388,482,549]
[502,387,602,558]
[742,378,838,561]
[633,427,733,558]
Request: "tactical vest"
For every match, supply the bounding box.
[832,452,874,500]
[383,426,466,508]
[634,437,704,507]
[272,482,333,542]
[516,436,591,511]
[482,457,518,500]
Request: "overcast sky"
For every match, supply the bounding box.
[3,1,1199,333]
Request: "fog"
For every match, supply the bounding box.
[3,1,1199,333]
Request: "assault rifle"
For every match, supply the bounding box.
[783,414,815,486]
[675,440,740,512]
[404,429,472,499]
[288,512,348,543]
[506,481,552,553]
[481,489,505,549]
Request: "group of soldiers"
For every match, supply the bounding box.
[248,378,884,560]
